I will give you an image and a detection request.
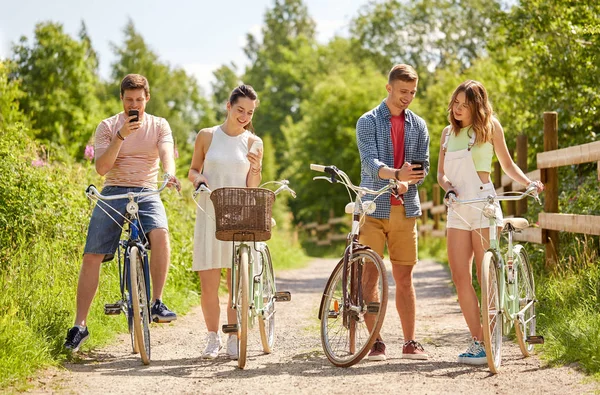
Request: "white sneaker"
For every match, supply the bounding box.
[226,335,239,360]
[202,332,222,359]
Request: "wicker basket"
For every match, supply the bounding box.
[210,187,276,241]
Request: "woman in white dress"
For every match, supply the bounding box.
[188,85,263,359]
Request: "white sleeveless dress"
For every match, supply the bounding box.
[192,126,252,271]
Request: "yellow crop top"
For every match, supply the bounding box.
[445,127,494,173]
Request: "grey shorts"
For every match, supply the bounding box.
[84,186,168,261]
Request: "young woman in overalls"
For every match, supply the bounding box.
[437,80,544,365]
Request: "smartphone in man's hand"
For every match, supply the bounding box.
[412,160,424,171]
[128,109,139,122]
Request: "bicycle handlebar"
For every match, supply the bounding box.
[86,174,171,201]
[192,180,296,199]
[310,163,398,197]
[447,184,541,207]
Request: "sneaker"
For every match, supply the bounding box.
[457,338,487,365]
[402,340,429,360]
[226,335,239,360]
[64,326,89,352]
[367,339,387,361]
[151,299,177,323]
[201,332,222,359]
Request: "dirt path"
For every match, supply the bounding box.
[32,258,597,394]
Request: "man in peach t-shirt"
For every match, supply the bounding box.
[65,74,181,351]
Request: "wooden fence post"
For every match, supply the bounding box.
[433,184,440,230]
[505,148,516,216]
[493,161,502,189]
[419,189,427,241]
[542,112,559,268]
[517,134,528,216]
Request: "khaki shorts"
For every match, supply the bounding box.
[358,205,418,266]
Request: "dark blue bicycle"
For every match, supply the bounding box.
[85,174,171,365]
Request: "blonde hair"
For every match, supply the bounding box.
[447,80,494,144]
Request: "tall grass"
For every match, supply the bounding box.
[532,235,600,378]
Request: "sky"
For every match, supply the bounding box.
[0,0,369,93]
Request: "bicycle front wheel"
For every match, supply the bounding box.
[258,245,276,354]
[129,246,151,365]
[320,248,388,367]
[514,245,536,357]
[237,244,250,369]
[481,251,502,374]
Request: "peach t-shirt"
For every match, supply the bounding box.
[94,112,174,189]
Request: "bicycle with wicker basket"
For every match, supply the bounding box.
[193,180,296,369]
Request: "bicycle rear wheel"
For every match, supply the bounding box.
[258,245,276,354]
[129,246,151,365]
[514,246,536,357]
[320,248,388,367]
[481,251,502,374]
[237,244,250,369]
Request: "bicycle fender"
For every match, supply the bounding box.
[317,244,372,320]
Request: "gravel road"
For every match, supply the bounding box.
[30,258,598,394]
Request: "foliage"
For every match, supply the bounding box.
[210,62,242,121]
[242,0,318,168]
[10,22,106,160]
[284,61,386,223]
[490,0,600,152]
[0,61,26,127]
[349,0,503,82]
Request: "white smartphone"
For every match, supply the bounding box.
[249,140,263,155]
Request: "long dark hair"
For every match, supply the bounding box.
[229,84,259,133]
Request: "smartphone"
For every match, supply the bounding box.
[249,140,263,155]
[128,109,139,122]
[412,160,424,171]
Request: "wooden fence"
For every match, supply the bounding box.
[300,112,600,267]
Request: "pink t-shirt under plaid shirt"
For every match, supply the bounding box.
[94,112,174,189]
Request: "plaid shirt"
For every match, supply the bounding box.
[356,100,430,219]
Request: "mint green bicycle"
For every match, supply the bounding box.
[193,180,295,369]
[447,184,544,373]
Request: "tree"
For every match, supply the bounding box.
[11,22,104,160]
[110,20,217,164]
[490,0,600,151]
[242,0,318,169]
[0,61,26,127]
[284,62,386,223]
[349,0,502,84]
[211,63,241,120]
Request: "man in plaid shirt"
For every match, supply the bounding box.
[356,64,430,361]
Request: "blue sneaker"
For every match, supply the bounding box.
[64,326,89,352]
[457,338,487,365]
[151,299,177,323]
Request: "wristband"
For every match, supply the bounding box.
[116,130,125,141]
[444,190,456,200]
[394,169,400,181]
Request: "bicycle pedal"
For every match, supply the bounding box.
[327,310,339,319]
[222,324,239,334]
[275,291,291,302]
[526,335,545,344]
[104,303,121,315]
[366,302,380,313]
